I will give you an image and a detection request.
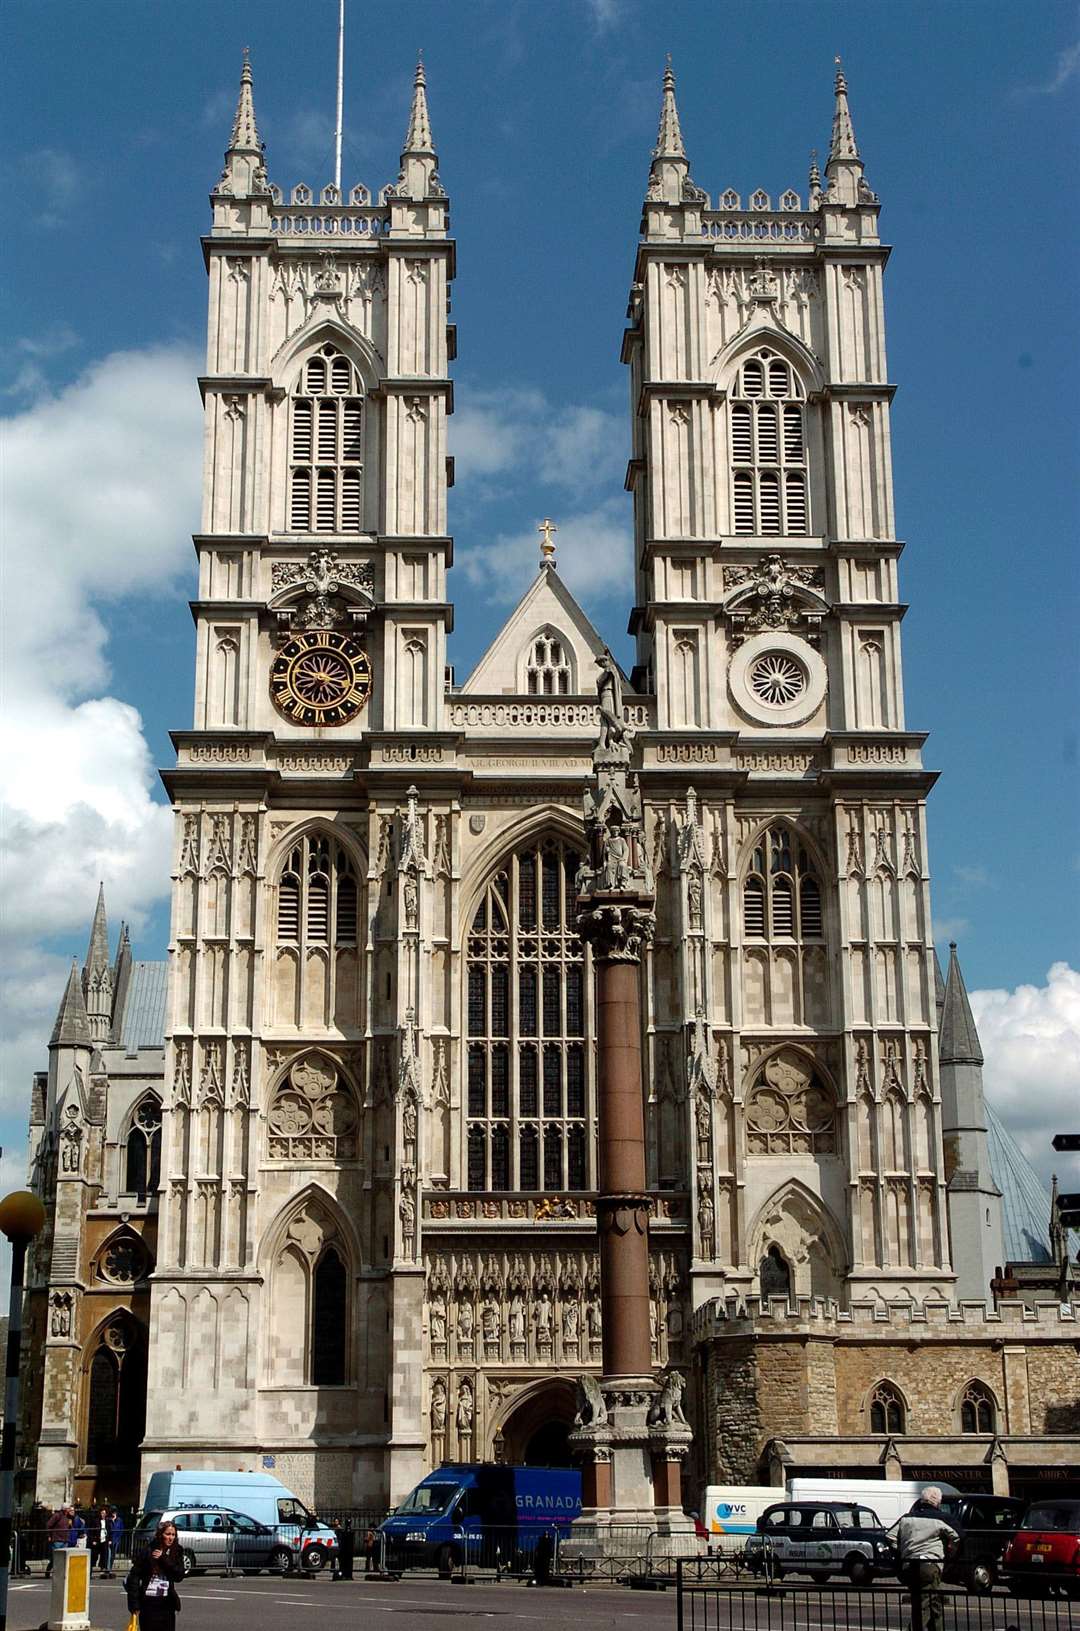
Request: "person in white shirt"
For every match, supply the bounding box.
[889,1486,958,1631]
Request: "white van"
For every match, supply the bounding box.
[703,1486,782,1553]
[142,1470,338,1571]
[787,1478,961,1532]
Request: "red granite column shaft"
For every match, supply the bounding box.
[596,957,652,1378]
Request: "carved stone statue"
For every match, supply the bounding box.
[562,1300,579,1343]
[509,1297,525,1343]
[457,1301,474,1343]
[595,650,632,762]
[574,1372,608,1428]
[430,1377,447,1432]
[456,1378,474,1431]
[430,1298,447,1346]
[647,1368,689,1428]
[535,1291,553,1341]
[481,1299,500,1344]
[599,822,633,890]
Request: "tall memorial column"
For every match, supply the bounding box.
[569,656,692,1539]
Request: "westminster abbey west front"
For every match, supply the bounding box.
[22,57,1080,1514]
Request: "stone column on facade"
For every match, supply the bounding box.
[569,656,693,1540]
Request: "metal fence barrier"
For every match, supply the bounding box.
[675,1563,1080,1631]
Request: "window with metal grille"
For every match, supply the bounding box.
[869,1382,905,1435]
[525,631,572,696]
[729,349,809,536]
[289,344,364,532]
[275,830,361,958]
[742,825,825,942]
[465,838,592,1191]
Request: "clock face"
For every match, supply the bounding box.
[269,629,372,726]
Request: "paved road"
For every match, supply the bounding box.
[6,1573,679,1631]
[8,1574,1073,1630]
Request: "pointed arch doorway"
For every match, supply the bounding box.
[496,1378,580,1468]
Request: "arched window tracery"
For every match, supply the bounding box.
[960,1381,997,1434]
[730,349,809,536]
[289,344,364,532]
[524,631,573,696]
[272,828,362,1028]
[466,838,591,1191]
[124,1097,162,1198]
[869,1381,906,1435]
[743,826,824,942]
[84,1316,146,1470]
[745,1049,837,1155]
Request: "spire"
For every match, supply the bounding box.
[216,49,268,198]
[655,58,686,159]
[395,53,440,200]
[828,57,860,163]
[645,58,700,209]
[940,943,984,1067]
[50,960,92,1050]
[933,946,947,1019]
[228,48,262,155]
[84,882,110,981]
[403,54,434,155]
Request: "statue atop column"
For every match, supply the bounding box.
[577,651,654,962]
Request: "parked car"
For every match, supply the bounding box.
[1002,1498,1080,1599]
[132,1506,295,1577]
[745,1501,893,1585]
[142,1470,337,1572]
[937,1493,1026,1594]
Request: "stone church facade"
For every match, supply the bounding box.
[22,58,1079,1511]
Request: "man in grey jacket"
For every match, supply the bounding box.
[889,1487,959,1631]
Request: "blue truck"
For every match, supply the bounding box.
[380,1463,582,1574]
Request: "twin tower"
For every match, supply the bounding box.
[26,54,1010,1511]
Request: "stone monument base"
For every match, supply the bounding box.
[566,1370,695,1552]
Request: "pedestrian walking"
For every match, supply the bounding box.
[128,1519,184,1631]
[889,1486,958,1631]
[45,1504,72,1576]
[331,1518,355,1580]
[363,1525,378,1574]
[91,1505,110,1574]
[105,1506,125,1577]
[531,1530,554,1587]
[67,1506,87,1549]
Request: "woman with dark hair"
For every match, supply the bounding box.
[129,1519,184,1630]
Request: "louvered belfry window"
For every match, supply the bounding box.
[742,826,824,942]
[730,350,808,536]
[466,839,592,1192]
[289,345,364,532]
[276,832,360,951]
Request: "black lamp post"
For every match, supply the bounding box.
[0,1190,46,1631]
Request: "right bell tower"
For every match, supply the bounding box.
[625,63,974,1302]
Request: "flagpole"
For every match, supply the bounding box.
[334,0,345,195]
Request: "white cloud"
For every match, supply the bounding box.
[1014,38,1080,97]
[971,963,1080,1189]
[23,147,83,228]
[451,388,625,498]
[460,497,632,605]
[0,347,202,1122]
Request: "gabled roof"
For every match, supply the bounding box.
[117,962,169,1052]
[986,1101,1079,1265]
[459,566,627,697]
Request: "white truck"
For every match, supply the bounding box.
[702,1486,782,1554]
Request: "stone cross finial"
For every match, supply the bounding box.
[538,518,557,568]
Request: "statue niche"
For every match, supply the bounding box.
[267,1052,359,1161]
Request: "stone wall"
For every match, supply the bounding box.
[698,1294,1080,1487]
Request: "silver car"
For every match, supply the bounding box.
[133,1506,295,1576]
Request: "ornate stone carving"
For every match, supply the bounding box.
[577,902,655,963]
[723,554,828,646]
[575,1372,608,1427]
[49,1290,74,1338]
[203,814,232,875]
[59,1107,82,1173]
[270,549,375,633]
[179,813,200,875]
[647,1368,689,1427]
[267,1052,358,1160]
[746,1050,835,1154]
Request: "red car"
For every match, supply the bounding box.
[1002,1499,1080,1599]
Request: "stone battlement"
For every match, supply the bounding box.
[694,1293,1078,1341]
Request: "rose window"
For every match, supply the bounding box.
[749,652,807,707]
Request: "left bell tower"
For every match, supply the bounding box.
[145,53,455,1493]
[191,51,453,741]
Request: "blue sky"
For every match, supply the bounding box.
[2,0,1078,1197]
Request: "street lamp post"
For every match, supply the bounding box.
[0,1190,46,1631]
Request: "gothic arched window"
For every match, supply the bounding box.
[276,832,359,951]
[466,838,591,1192]
[960,1381,997,1434]
[730,349,808,536]
[760,1245,792,1300]
[124,1097,162,1198]
[84,1319,146,1469]
[525,631,572,696]
[311,1247,347,1385]
[289,344,364,532]
[869,1381,906,1435]
[743,826,824,941]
